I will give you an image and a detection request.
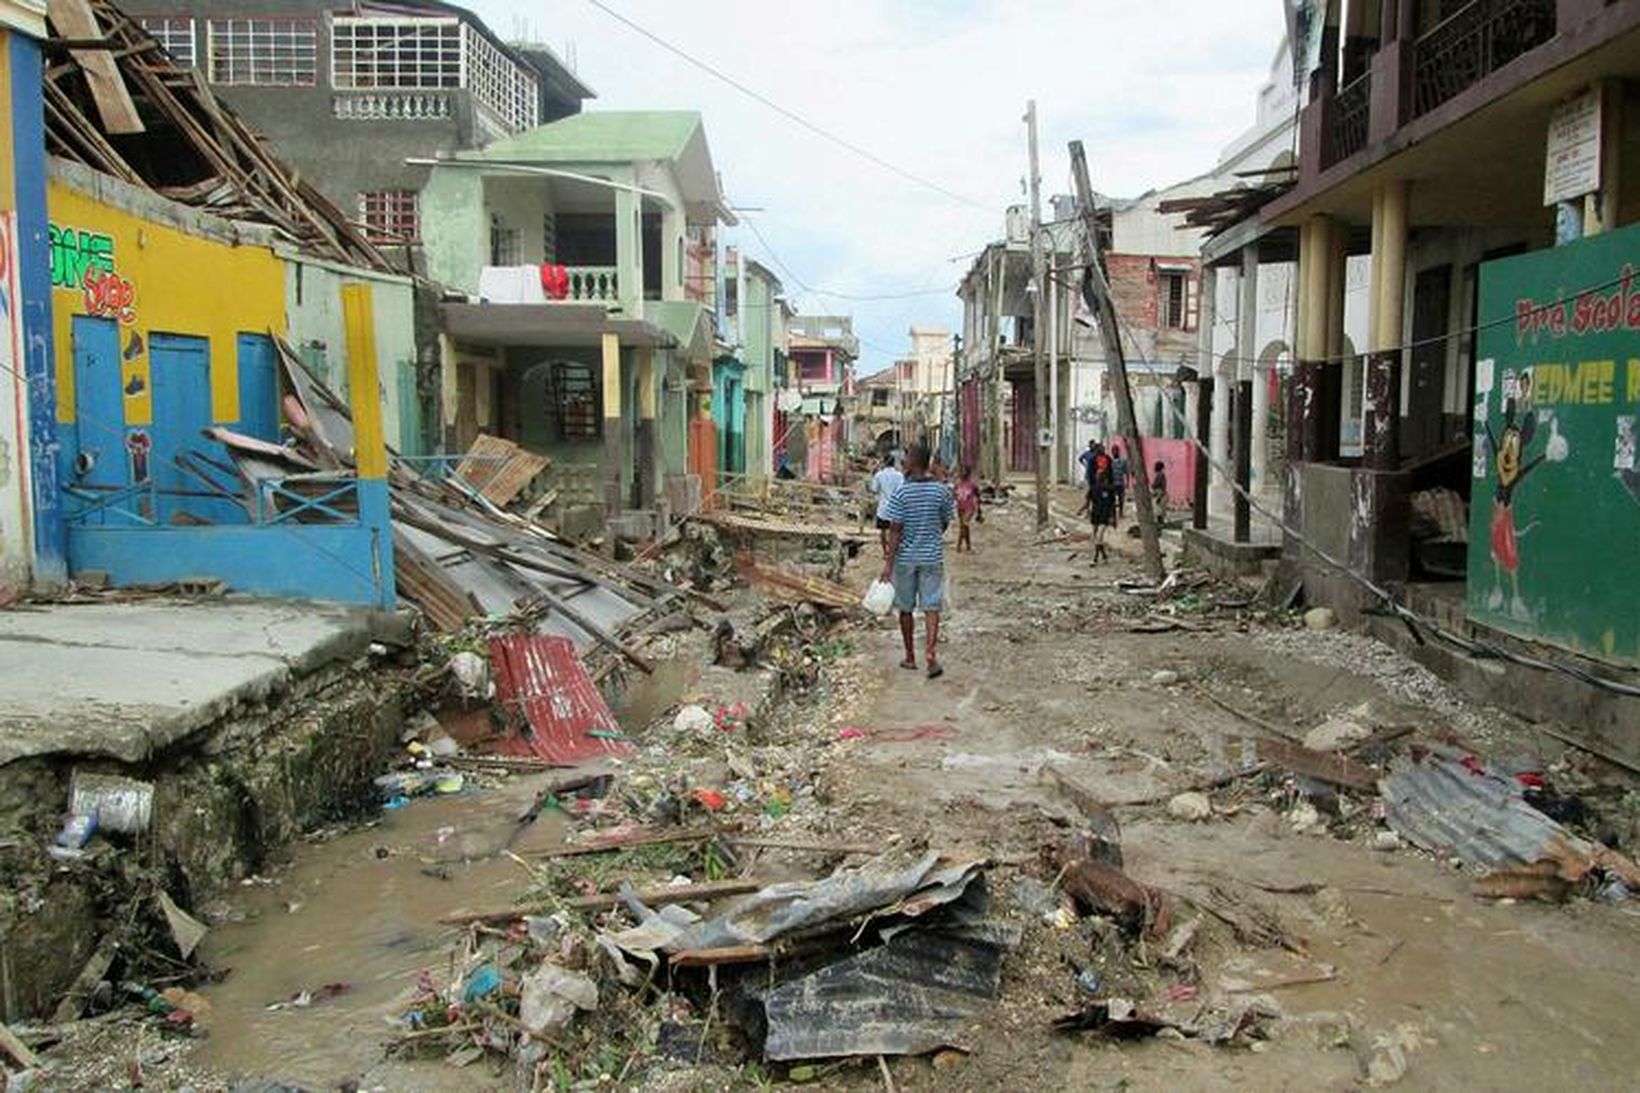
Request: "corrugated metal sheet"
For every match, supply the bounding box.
[489,634,634,765]
[1380,755,1599,878]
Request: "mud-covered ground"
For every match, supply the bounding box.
[26,487,1640,1092]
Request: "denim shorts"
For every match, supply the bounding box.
[892,561,944,612]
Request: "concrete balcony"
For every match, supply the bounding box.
[477,264,621,305]
[332,91,453,121]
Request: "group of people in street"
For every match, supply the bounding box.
[868,444,980,680]
[1079,439,1167,564]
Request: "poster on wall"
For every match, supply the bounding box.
[1467,222,1640,666]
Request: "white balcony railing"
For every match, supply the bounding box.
[333,91,453,120]
[566,266,618,302]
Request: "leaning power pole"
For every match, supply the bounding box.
[1068,140,1163,579]
[1026,100,1049,528]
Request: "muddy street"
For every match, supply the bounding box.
[15,489,1638,1092]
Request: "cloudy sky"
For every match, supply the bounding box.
[468,0,1288,373]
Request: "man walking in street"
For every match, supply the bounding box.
[1110,443,1129,522]
[881,442,954,679]
[868,452,904,557]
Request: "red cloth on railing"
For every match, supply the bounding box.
[539,263,569,300]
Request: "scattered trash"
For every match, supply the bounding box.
[460,965,503,1004]
[518,963,598,1035]
[70,771,154,834]
[1150,669,1180,686]
[673,704,714,736]
[265,983,351,1012]
[48,812,98,860]
[156,891,208,960]
[1167,791,1213,822]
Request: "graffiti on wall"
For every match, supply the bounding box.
[1469,229,1640,665]
[50,223,137,324]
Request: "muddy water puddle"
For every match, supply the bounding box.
[191,774,565,1088]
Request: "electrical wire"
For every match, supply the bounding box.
[738,215,958,302]
[1076,254,1640,700]
[582,0,994,213]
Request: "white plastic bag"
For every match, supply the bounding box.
[862,579,895,616]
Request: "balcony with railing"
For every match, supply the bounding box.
[333,91,453,121]
[1326,71,1372,168]
[566,266,619,302]
[1411,0,1557,118]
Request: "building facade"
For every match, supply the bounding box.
[0,0,60,591]
[420,110,733,534]
[115,0,591,268]
[1212,0,1640,752]
[782,314,857,482]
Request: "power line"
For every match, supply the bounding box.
[739,214,957,303]
[582,0,993,212]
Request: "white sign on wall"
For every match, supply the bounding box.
[1544,88,1603,206]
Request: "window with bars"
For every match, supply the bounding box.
[139,17,196,67]
[463,24,537,133]
[332,17,461,90]
[207,18,317,86]
[358,191,420,244]
[547,362,600,440]
[1158,270,1197,331]
[490,214,520,265]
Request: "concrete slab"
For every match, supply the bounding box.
[0,599,378,766]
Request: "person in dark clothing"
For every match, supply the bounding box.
[1150,459,1169,524]
[1088,450,1115,563]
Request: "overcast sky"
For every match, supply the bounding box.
[467,0,1288,373]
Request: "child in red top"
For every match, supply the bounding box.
[954,465,981,553]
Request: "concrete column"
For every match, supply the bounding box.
[1294,216,1332,465]
[636,347,659,517]
[615,186,642,316]
[601,332,624,517]
[1365,181,1407,470]
[660,209,681,300]
[1321,220,1348,463]
[1238,246,1270,499]
[1197,265,1227,518]
[1193,377,1212,531]
[342,284,395,610]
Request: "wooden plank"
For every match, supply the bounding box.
[392,531,476,632]
[453,434,520,496]
[0,1021,43,1070]
[669,944,772,968]
[48,0,145,134]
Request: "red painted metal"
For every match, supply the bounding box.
[488,634,634,765]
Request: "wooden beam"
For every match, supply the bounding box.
[47,0,145,134]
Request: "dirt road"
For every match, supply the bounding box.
[36,486,1640,1091]
[800,488,1640,1091]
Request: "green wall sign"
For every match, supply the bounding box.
[1468,223,1640,666]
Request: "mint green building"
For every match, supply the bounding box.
[420,111,732,528]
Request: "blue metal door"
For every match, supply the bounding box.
[149,333,221,523]
[69,316,124,497]
[236,333,279,442]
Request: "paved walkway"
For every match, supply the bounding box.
[0,598,381,765]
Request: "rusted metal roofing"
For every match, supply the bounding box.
[489,634,634,765]
[1380,754,1640,886]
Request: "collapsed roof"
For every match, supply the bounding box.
[42,0,391,271]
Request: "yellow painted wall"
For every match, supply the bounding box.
[0,30,16,211]
[47,179,286,427]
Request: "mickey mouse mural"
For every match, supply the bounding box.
[1482,369,1569,622]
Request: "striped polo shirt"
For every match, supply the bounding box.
[885,477,954,565]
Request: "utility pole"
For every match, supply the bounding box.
[1068,140,1164,579]
[1026,100,1049,528]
